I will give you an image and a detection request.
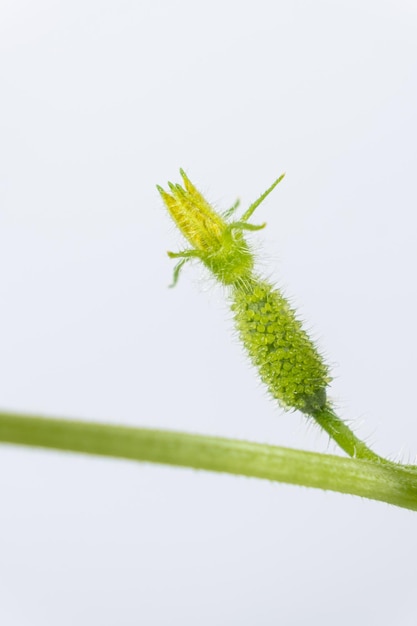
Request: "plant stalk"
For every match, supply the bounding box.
[312,404,386,463]
[1,411,417,511]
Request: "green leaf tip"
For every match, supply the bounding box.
[241,172,286,222]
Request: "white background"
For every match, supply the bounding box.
[1,1,417,624]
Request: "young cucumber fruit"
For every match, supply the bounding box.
[158,170,330,415]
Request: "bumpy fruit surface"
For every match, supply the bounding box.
[232,279,329,414]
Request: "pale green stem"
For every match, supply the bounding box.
[311,404,386,463]
[1,412,417,511]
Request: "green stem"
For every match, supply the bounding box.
[312,404,386,463]
[1,411,417,511]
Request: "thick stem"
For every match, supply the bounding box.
[1,411,417,511]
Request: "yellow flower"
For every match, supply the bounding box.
[158,169,283,287]
[157,169,226,253]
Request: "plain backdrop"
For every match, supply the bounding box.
[1,1,417,624]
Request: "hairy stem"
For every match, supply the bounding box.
[312,404,386,463]
[1,411,416,511]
